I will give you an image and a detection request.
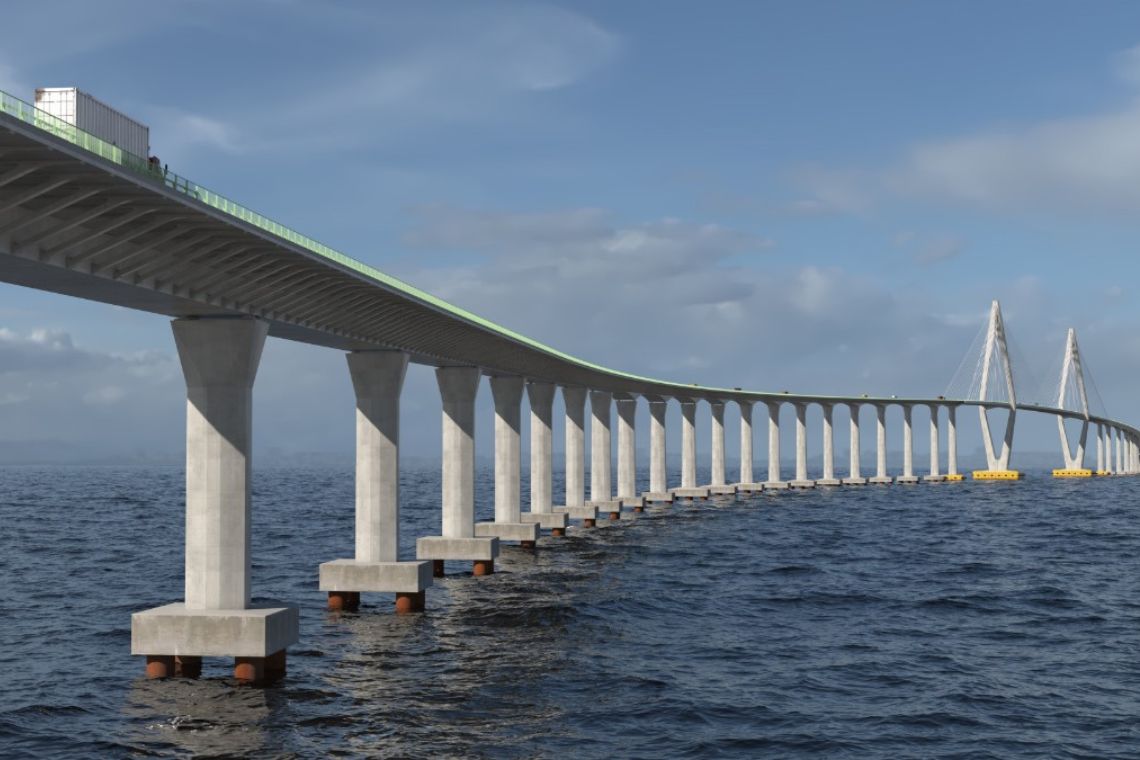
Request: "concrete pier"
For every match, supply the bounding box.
[843,403,866,485]
[475,376,539,547]
[616,398,643,511]
[520,382,568,535]
[790,402,814,488]
[947,405,959,477]
[739,400,754,486]
[590,390,613,505]
[766,402,787,487]
[643,398,673,502]
[319,350,431,613]
[555,387,597,525]
[924,405,944,482]
[1116,428,1124,473]
[617,396,637,499]
[817,403,840,486]
[132,317,298,683]
[710,401,726,487]
[681,399,697,489]
[416,367,499,575]
[897,405,919,484]
[869,404,892,484]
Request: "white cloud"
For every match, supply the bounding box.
[82,385,126,405]
[893,232,966,265]
[888,102,1140,212]
[0,59,28,101]
[1113,43,1140,86]
[393,205,963,397]
[148,109,244,160]
[782,165,873,216]
[0,326,182,458]
[208,4,621,153]
[762,43,1140,216]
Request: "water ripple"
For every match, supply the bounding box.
[3,465,1140,758]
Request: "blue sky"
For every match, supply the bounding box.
[1,0,1139,465]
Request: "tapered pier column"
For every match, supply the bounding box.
[790,402,813,488]
[590,391,617,518]
[1104,426,1113,475]
[643,398,672,503]
[947,405,959,477]
[710,401,726,487]
[898,405,918,483]
[843,403,866,485]
[925,405,943,482]
[616,397,642,511]
[520,382,568,535]
[417,367,498,576]
[1112,428,1121,476]
[681,400,697,488]
[564,387,587,504]
[320,350,431,614]
[132,317,298,683]
[766,402,785,487]
[671,399,709,500]
[818,403,838,486]
[474,376,539,547]
[1096,424,1105,473]
[870,404,891,484]
[739,401,754,486]
[553,387,597,526]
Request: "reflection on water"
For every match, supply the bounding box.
[123,677,276,757]
[3,465,1140,758]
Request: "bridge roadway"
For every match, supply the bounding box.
[1,92,1138,684]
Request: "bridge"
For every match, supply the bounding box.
[1,89,1136,684]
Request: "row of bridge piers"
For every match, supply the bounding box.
[130,316,1140,684]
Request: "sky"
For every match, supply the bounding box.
[2,0,1140,467]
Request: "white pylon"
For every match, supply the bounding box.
[977,300,1017,471]
[1056,328,1090,470]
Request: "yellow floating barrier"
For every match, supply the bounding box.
[1052,468,1093,478]
[943,473,965,481]
[1095,470,1111,476]
[972,470,1023,480]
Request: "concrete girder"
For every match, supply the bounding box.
[268,277,354,319]
[206,259,311,305]
[21,198,130,251]
[47,208,158,264]
[0,187,101,237]
[65,215,183,269]
[93,225,207,277]
[0,177,71,217]
[180,249,278,297]
[235,268,328,306]
[131,234,238,284]
[0,163,46,191]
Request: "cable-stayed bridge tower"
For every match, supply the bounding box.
[1053,328,1093,476]
[975,300,1020,479]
